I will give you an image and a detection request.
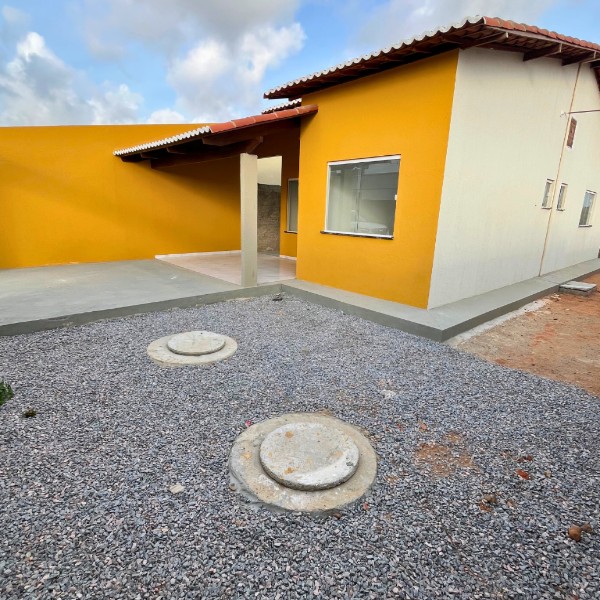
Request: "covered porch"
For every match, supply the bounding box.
[114,104,316,287]
[156,251,296,285]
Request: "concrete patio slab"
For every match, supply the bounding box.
[1,257,599,340]
[0,260,278,336]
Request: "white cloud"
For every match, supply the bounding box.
[357,0,560,51]
[89,83,143,124]
[0,1,306,125]
[0,32,86,125]
[146,108,186,124]
[82,0,301,56]
[238,24,305,86]
[167,23,305,121]
[0,1,570,125]
[2,5,29,27]
[82,0,306,121]
[0,31,143,125]
[169,39,232,89]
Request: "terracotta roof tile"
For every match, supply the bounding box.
[262,99,302,114]
[265,15,600,100]
[484,16,600,49]
[114,105,318,157]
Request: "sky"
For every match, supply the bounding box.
[0,0,598,126]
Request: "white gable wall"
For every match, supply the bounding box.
[539,68,600,274]
[428,48,600,309]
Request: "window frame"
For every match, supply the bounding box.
[541,179,555,209]
[556,183,568,211]
[286,178,299,234]
[579,190,596,227]
[323,154,401,239]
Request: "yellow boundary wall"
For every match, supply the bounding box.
[0,125,241,269]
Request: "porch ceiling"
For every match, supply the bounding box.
[113,104,318,168]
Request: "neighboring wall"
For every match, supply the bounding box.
[429,49,600,308]
[0,125,241,269]
[257,156,282,185]
[297,52,459,308]
[256,130,299,258]
[257,157,282,255]
[257,184,281,254]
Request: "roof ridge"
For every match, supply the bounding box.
[264,15,486,98]
[264,15,600,100]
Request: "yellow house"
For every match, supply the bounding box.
[2,16,599,310]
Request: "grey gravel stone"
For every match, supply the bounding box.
[0,294,598,599]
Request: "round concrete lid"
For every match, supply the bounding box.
[166,331,226,356]
[229,413,377,513]
[259,422,360,491]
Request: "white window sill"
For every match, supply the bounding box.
[321,230,393,240]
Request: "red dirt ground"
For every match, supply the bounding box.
[455,273,600,397]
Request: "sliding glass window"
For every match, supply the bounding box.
[325,156,400,237]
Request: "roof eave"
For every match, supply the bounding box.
[114,105,318,164]
[264,16,600,100]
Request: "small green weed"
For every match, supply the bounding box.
[0,379,14,406]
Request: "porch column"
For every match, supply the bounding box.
[240,152,258,287]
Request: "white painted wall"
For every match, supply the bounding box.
[257,156,282,185]
[540,67,600,273]
[428,49,600,309]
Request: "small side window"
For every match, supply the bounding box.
[541,179,555,209]
[579,190,596,227]
[567,117,577,149]
[556,183,568,211]
[287,179,299,233]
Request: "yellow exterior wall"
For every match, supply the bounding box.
[0,125,241,269]
[296,51,458,308]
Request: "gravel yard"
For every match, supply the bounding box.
[0,295,598,599]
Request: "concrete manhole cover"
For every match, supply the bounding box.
[259,423,359,491]
[147,330,237,366]
[167,331,226,356]
[229,413,376,513]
